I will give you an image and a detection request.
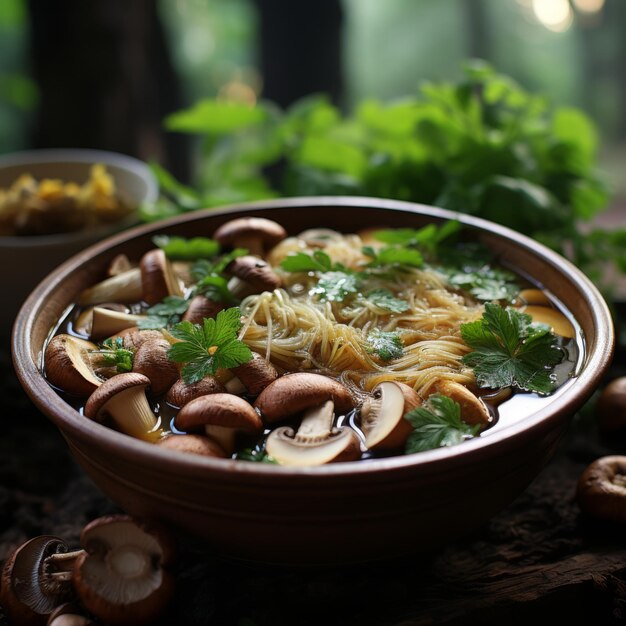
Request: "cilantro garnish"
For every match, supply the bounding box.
[236,445,277,464]
[461,303,564,395]
[153,235,220,260]
[190,249,247,303]
[362,245,423,269]
[364,328,404,361]
[374,220,461,253]
[404,393,480,454]
[167,307,253,384]
[364,288,410,313]
[191,248,248,279]
[280,250,346,273]
[446,266,519,302]
[138,295,189,330]
[94,337,134,373]
[310,271,361,302]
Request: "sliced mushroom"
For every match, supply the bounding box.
[84,373,162,442]
[73,515,175,626]
[213,216,287,257]
[576,456,626,524]
[432,380,491,426]
[132,338,179,396]
[518,304,575,339]
[359,381,421,450]
[156,433,227,458]
[266,399,361,466]
[181,295,224,325]
[47,603,96,626]
[516,288,551,307]
[0,536,81,626]
[87,308,146,341]
[78,268,142,306]
[254,372,354,424]
[230,352,280,397]
[44,334,102,396]
[107,254,133,277]
[74,303,128,337]
[139,248,184,305]
[226,255,281,298]
[165,376,226,409]
[175,393,263,454]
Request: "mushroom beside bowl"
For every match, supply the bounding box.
[0,148,158,340]
[12,197,614,564]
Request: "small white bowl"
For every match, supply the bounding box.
[0,149,158,339]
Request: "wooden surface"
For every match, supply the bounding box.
[1,343,625,626]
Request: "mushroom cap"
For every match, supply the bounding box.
[181,295,224,325]
[230,352,280,397]
[576,455,626,524]
[0,536,74,626]
[47,603,96,626]
[84,373,151,422]
[175,393,262,433]
[254,372,354,423]
[226,255,281,291]
[139,248,183,305]
[107,254,133,277]
[165,376,226,408]
[74,515,175,626]
[596,377,626,433]
[360,381,421,450]
[433,380,491,426]
[156,434,227,458]
[44,334,102,396]
[112,328,165,351]
[132,338,179,396]
[213,217,287,251]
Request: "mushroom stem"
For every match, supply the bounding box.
[295,401,335,443]
[227,275,251,299]
[204,424,237,455]
[104,388,162,442]
[233,234,264,257]
[78,268,142,305]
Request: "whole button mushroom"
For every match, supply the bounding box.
[175,393,263,455]
[132,338,179,396]
[226,255,282,298]
[139,248,184,305]
[47,603,97,626]
[156,433,227,458]
[230,352,280,397]
[576,456,626,524]
[84,373,162,442]
[181,294,224,325]
[360,381,422,450]
[112,328,165,351]
[165,376,226,409]
[73,515,175,626]
[213,216,287,258]
[0,536,82,626]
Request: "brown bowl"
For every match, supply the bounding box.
[12,197,614,564]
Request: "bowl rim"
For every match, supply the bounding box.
[0,148,158,247]
[12,196,615,482]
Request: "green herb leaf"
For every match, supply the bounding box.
[446,266,519,301]
[153,235,220,260]
[364,246,424,268]
[280,250,334,273]
[364,288,410,313]
[95,338,134,373]
[138,295,190,330]
[405,393,480,453]
[236,445,277,464]
[374,220,461,251]
[461,303,564,394]
[191,248,249,280]
[167,307,253,384]
[364,328,404,361]
[310,271,361,302]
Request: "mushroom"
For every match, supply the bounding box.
[73,303,128,337]
[595,377,626,433]
[73,515,175,626]
[139,248,184,305]
[107,254,133,277]
[47,603,96,626]
[175,393,263,454]
[229,352,280,397]
[181,294,224,325]
[165,376,226,409]
[253,372,354,423]
[515,288,551,307]
[112,328,165,351]
[431,380,491,426]
[156,433,227,458]
[0,536,82,626]
[78,268,143,306]
[359,381,422,450]
[85,307,146,341]
[131,338,179,396]
[576,456,626,524]
[84,373,162,442]
[265,399,361,466]
[226,255,281,298]
[44,334,102,396]
[213,216,287,257]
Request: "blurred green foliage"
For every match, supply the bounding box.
[148,61,623,289]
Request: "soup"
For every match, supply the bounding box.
[42,217,580,466]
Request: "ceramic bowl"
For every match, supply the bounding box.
[0,149,158,339]
[12,197,614,564]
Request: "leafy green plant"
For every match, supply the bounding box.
[148,61,618,289]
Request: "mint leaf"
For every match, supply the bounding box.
[310,271,361,302]
[138,295,190,330]
[167,306,252,384]
[405,393,480,453]
[364,288,410,313]
[461,303,564,394]
[280,250,334,273]
[364,328,404,361]
[153,235,220,260]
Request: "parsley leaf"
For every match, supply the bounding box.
[405,393,480,454]
[167,306,253,384]
[191,248,248,279]
[138,295,190,330]
[446,266,519,301]
[94,337,134,373]
[236,444,277,463]
[153,235,220,260]
[364,328,404,361]
[461,303,564,395]
[310,271,361,302]
[374,220,461,252]
[364,288,410,313]
[363,245,423,268]
[280,250,337,273]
